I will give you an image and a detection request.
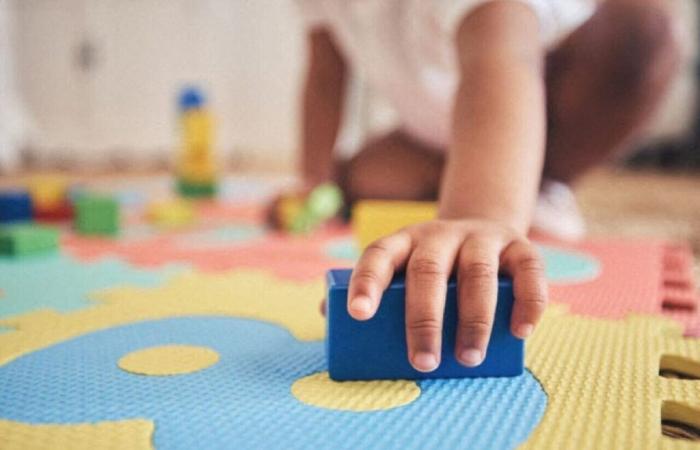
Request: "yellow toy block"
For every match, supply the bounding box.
[146,199,195,229]
[27,175,68,211]
[352,200,437,249]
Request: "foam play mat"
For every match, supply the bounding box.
[1,176,699,449]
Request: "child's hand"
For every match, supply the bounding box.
[348,219,547,372]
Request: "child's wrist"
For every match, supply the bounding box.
[438,208,529,236]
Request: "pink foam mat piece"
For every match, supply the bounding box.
[541,237,700,336]
[63,202,354,281]
[64,199,699,334]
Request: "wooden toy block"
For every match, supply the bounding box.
[352,200,436,249]
[326,268,523,381]
[0,190,33,224]
[75,195,120,236]
[146,199,195,228]
[0,224,59,256]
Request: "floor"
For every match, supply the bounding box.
[574,168,700,279]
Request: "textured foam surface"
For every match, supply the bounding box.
[0,315,546,450]
[118,344,219,376]
[545,238,700,336]
[291,372,421,411]
[522,307,700,449]
[1,183,699,449]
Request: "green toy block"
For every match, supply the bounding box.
[0,224,59,256]
[177,179,218,198]
[75,195,120,236]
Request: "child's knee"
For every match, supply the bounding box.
[603,1,682,92]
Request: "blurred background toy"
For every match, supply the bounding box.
[0,190,32,224]
[276,183,343,234]
[74,194,120,236]
[28,174,73,222]
[176,87,218,198]
[0,223,59,257]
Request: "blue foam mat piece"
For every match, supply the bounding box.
[327,269,523,381]
[0,316,546,450]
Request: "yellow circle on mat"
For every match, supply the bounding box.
[291,372,420,412]
[118,345,220,376]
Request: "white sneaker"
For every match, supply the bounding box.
[531,179,586,241]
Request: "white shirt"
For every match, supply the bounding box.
[297,0,596,148]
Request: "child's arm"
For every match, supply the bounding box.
[300,29,347,186]
[347,1,548,372]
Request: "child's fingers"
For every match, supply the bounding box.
[405,235,461,372]
[501,239,548,338]
[455,235,502,367]
[348,232,412,320]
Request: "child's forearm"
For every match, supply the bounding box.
[439,2,545,234]
[301,30,347,186]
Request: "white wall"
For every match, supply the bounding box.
[0,0,33,172]
[15,0,307,168]
[10,0,700,170]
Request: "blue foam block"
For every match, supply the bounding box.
[327,268,523,381]
[0,190,33,223]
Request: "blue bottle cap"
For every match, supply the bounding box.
[178,86,206,111]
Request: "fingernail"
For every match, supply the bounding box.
[459,349,483,367]
[349,296,372,316]
[515,324,534,338]
[412,352,439,372]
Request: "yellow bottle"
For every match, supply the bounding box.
[176,87,217,198]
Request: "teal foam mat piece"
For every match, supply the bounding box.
[538,245,600,284]
[0,316,547,449]
[0,252,184,319]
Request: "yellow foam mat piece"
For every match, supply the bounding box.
[0,270,324,368]
[352,200,436,248]
[146,200,196,229]
[523,307,700,449]
[118,345,219,376]
[0,419,153,450]
[291,371,421,412]
[1,269,699,448]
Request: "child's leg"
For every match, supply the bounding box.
[339,130,445,203]
[543,0,681,182]
[341,0,681,202]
